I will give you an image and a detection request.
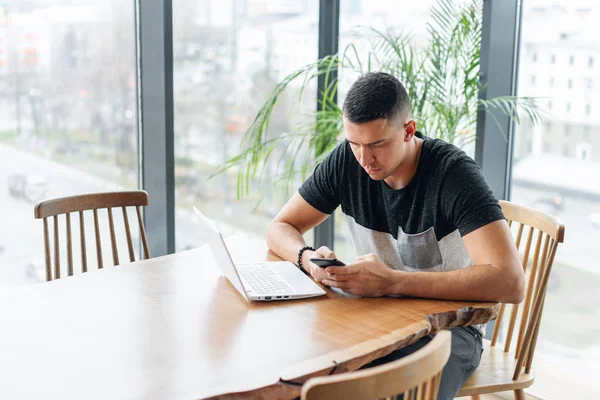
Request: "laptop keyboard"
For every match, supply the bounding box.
[237,263,295,295]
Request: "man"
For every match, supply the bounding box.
[266,72,525,399]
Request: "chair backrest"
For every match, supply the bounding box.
[491,200,565,380]
[34,191,150,281]
[301,331,451,400]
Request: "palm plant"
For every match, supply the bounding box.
[215,0,543,199]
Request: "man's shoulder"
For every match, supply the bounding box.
[421,135,474,174]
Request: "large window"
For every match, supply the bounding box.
[173,0,317,250]
[334,0,441,262]
[0,1,139,288]
[511,0,600,392]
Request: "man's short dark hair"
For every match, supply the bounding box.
[343,72,411,124]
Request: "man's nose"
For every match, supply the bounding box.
[359,147,374,166]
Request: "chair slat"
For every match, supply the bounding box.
[515,223,524,250]
[520,226,534,273]
[435,373,443,398]
[490,303,505,347]
[43,218,52,281]
[427,373,439,400]
[513,239,558,379]
[79,211,87,273]
[122,206,135,262]
[533,234,550,302]
[107,207,119,266]
[515,235,549,367]
[137,206,150,260]
[93,209,103,269]
[515,229,543,358]
[53,215,60,280]
[416,382,425,400]
[526,298,546,374]
[66,213,73,277]
[504,226,534,353]
[525,239,558,374]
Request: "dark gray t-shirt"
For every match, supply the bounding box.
[299,132,505,272]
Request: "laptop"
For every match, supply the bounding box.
[193,207,326,301]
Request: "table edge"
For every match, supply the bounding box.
[201,302,500,399]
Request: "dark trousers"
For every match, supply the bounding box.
[359,326,483,400]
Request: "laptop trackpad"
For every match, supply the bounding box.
[269,262,323,292]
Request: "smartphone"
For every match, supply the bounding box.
[309,257,346,268]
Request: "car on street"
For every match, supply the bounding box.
[590,213,600,228]
[533,194,564,215]
[8,173,49,203]
[25,260,46,283]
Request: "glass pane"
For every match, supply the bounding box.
[335,0,445,261]
[511,0,599,387]
[0,1,139,288]
[173,1,317,251]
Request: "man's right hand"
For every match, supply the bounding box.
[303,246,338,284]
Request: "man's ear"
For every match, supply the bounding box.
[404,120,417,141]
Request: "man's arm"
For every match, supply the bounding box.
[323,219,525,304]
[391,219,525,303]
[267,192,336,282]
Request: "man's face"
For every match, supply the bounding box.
[344,117,410,181]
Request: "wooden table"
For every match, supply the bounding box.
[0,237,498,400]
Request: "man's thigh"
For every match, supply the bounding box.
[438,326,483,399]
[359,326,483,400]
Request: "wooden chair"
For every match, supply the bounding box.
[301,331,451,400]
[457,200,565,400]
[34,191,151,281]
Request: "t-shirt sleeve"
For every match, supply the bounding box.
[440,157,505,236]
[298,144,344,215]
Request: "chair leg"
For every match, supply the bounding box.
[514,389,526,400]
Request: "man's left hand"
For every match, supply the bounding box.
[321,253,396,297]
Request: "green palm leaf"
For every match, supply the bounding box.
[216,0,544,200]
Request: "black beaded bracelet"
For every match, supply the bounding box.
[297,245,315,272]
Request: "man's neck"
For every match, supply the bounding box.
[383,137,424,190]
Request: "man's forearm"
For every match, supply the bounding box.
[389,264,525,304]
[266,221,310,265]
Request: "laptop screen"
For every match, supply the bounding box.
[192,207,249,301]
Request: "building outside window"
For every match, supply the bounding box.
[513,2,600,397]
